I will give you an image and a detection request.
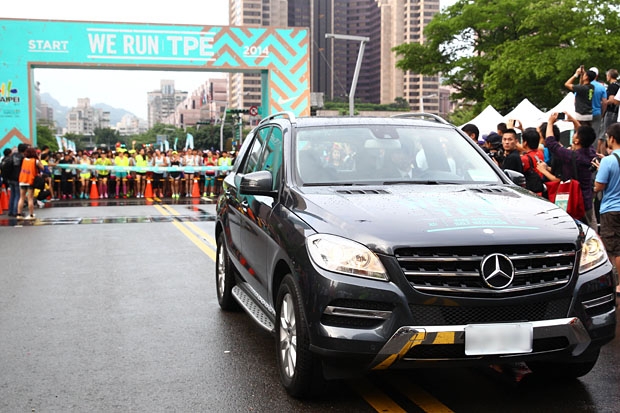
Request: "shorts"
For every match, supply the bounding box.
[170,172,181,179]
[80,173,91,180]
[116,172,128,179]
[205,175,215,182]
[600,212,620,256]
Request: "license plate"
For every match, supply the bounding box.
[465,323,533,356]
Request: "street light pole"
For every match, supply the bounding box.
[325,33,370,116]
[420,93,438,113]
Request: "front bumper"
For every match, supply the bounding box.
[370,316,596,370]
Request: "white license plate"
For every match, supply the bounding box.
[465,323,533,356]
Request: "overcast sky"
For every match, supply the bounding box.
[5,0,455,121]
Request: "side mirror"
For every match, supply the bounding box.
[503,169,526,187]
[240,170,277,197]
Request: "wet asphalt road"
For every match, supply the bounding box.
[0,198,618,412]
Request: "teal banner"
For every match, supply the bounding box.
[0,19,310,152]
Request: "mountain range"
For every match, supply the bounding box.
[40,93,142,129]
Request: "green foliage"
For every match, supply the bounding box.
[394,0,620,115]
[94,127,120,148]
[35,124,57,150]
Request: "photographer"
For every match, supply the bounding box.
[545,112,598,228]
[500,128,523,173]
[483,132,505,166]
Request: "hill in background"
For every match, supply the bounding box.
[40,93,142,129]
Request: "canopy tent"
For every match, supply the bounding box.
[460,105,504,138]
[543,93,577,132]
[502,98,546,129]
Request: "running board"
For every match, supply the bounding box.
[232,285,275,333]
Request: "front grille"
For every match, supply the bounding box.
[409,298,570,326]
[397,244,576,297]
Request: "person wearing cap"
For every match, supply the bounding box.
[565,66,596,126]
[589,67,607,140]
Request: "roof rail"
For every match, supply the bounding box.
[258,111,297,126]
[391,112,449,124]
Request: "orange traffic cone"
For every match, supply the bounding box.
[90,179,99,199]
[191,179,200,198]
[0,185,8,211]
[144,179,154,198]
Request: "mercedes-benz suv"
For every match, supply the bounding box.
[215,112,617,397]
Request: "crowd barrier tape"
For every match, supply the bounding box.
[55,164,232,173]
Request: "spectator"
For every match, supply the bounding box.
[497,122,507,137]
[169,151,182,199]
[7,144,27,216]
[593,122,620,296]
[78,151,91,199]
[545,112,598,228]
[1,147,13,192]
[203,150,217,197]
[603,69,619,132]
[461,124,480,142]
[16,147,43,220]
[589,67,607,140]
[500,129,523,173]
[95,151,112,198]
[151,149,167,198]
[520,127,545,194]
[565,66,596,126]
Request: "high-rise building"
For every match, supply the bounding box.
[66,98,110,135]
[232,0,441,113]
[378,0,440,112]
[147,80,188,128]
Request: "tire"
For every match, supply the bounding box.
[275,274,324,398]
[215,232,239,311]
[529,348,600,379]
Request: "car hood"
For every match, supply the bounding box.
[290,184,580,255]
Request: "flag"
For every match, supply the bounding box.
[185,133,194,150]
[55,135,63,151]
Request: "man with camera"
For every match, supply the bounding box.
[545,112,598,228]
[565,66,596,126]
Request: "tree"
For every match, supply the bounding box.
[94,127,120,148]
[393,0,620,114]
[36,124,57,150]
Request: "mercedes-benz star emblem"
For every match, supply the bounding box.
[480,253,515,290]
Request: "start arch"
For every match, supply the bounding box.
[0,19,310,150]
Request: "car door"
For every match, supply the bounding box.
[238,126,283,300]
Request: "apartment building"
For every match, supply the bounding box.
[147,80,188,128]
[163,78,229,129]
[66,98,110,135]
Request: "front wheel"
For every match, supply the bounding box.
[275,274,323,398]
[215,232,239,311]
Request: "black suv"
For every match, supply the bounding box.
[215,112,617,397]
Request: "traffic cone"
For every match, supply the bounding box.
[0,185,8,211]
[90,179,99,200]
[144,179,154,198]
[191,179,200,198]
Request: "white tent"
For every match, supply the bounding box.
[460,105,504,137]
[543,93,576,132]
[503,98,546,129]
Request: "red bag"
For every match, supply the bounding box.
[545,180,585,220]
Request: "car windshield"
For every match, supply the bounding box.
[294,124,502,185]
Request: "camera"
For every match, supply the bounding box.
[557,113,565,120]
[590,157,600,172]
[487,148,505,164]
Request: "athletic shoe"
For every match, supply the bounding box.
[24,214,35,221]
[203,192,207,197]
[16,214,24,220]
[37,200,44,208]
[210,192,215,197]
[104,193,108,198]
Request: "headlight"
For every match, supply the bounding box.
[306,234,389,281]
[579,225,609,273]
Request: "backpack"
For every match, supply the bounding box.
[523,155,545,193]
[1,154,14,181]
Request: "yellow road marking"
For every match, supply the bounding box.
[154,204,216,261]
[350,378,407,413]
[386,375,454,413]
